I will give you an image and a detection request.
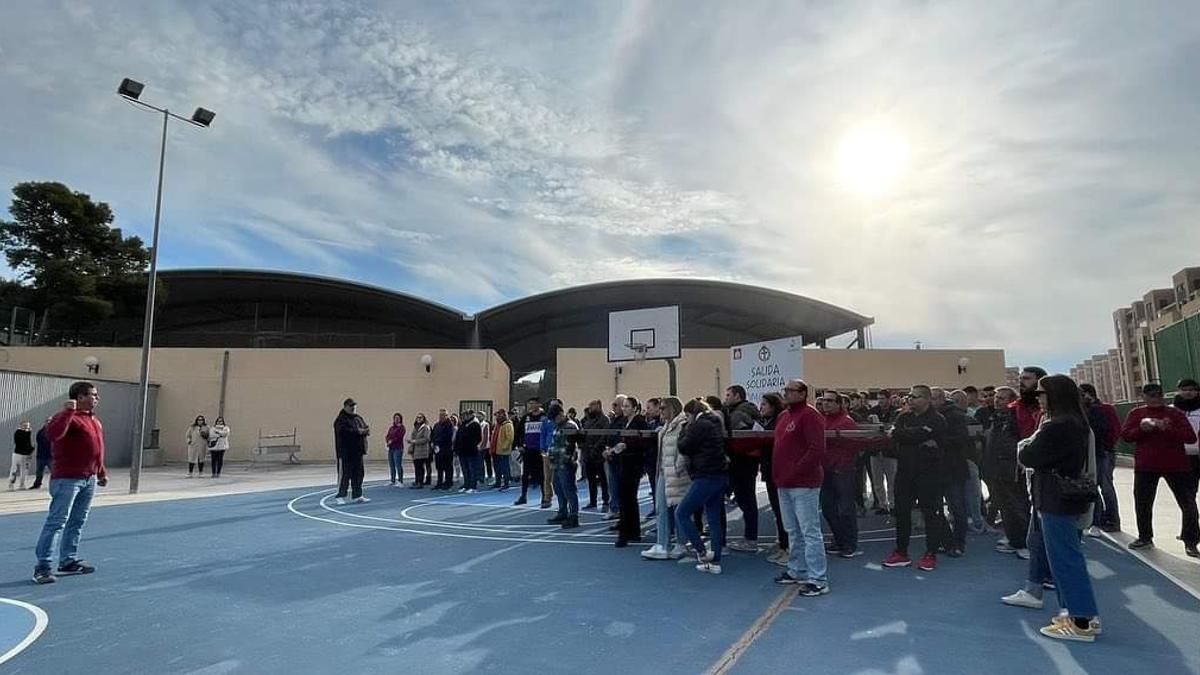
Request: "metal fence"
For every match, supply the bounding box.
[0,370,159,475]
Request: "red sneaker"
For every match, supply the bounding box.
[918,553,937,571]
[882,550,911,568]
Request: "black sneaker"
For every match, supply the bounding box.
[1185,543,1199,558]
[547,515,566,524]
[561,517,579,530]
[774,570,801,585]
[839,549,864,559]
[539,501,552,509]
[513,497,527,506]
[798,582,830,597]
[1128,539,1154,551]
[32,568,55,585]
[57,559,95,575]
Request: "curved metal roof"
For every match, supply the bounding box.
[147,271,873,365]
[476,278,874,372]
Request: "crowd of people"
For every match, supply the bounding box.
[20,368,1200,647]
[327,368,1200,644]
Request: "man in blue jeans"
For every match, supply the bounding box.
[772,379,829,596]
[34,381,108,585]
[545,405,581,529]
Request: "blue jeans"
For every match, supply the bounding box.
[1093,452,1120,527]
[965,460,985,532]
[35,477,96,570]
[605,461,621,514]
[1025,509,1053,596]
[1038,511,1099,617]
[388,447,404,483]
[654,474,678,549]
[459,453,478,489]
[677,475,729,562]
[780,487,827,584]
[554,463,579,517]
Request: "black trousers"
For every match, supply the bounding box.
[854,452,870,509]
[210,450,226,476]
[584,455,609,505]
[821,470,859,552]
[1134,470,1200,545]
[894,468,950,555]
[760,452,788,550]
[617,451,645,541]
[986,472,1030,548]
[435,452,455,488]
[337,453,365,499]
[520,450,545,499]
[414,458,431,485]
[729,454,760,541]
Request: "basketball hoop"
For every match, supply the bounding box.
[626,342,649,363]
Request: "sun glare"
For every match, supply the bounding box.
[834,120,911,197]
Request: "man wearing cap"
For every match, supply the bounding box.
[334,398,371,505]
[1122,383,1199,556]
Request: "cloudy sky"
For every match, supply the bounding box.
[2,1,1198,372]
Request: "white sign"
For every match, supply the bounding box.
[730,336,805,404]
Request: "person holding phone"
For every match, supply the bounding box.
[32,381,108,585]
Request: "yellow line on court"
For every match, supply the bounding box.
[705,585,799,675]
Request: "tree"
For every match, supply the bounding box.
[0,181,153,338]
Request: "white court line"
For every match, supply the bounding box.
[286,488,637,546]
[0,597,49,667]
[322,498,617,539]
[1098,531,1200,603]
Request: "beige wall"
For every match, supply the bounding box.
[556,347,1007,410]
[0,347,509,462]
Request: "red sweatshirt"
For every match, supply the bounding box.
[1121,405,1197,473]
[1009,400,1043,440]
[772,403,825,488]
[47,409,107,481]
[822,411,871,473]
[1097,402,1122,451]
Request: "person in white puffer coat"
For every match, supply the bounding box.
[642,397,692,560]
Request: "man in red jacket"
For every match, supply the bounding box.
[819,392,872,559]
[33,381,108,584]
[771,379,829,596]
[1122,383,1199,556]
[1012,366,1047,440]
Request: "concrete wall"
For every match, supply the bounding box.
[0,370,157,475]
[0,348,508,464]
[556,347,1007,410]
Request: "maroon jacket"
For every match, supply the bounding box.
[772,403,825,488]
[47,409,107,481]
[822,410,868,473]
[1121,405,1197,473]
[1009,400,1043,440]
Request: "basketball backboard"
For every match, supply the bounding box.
[608,306,681,362]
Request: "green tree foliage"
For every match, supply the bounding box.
[0,181,154,334]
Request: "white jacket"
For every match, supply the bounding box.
[209,425,231,451]
[657,412,692,507]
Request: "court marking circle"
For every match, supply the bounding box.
[0,597,49,666]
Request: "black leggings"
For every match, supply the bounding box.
[617,451,645,540]
[761,451,788,550]
[210,450,226,476]
[414,458,432,485]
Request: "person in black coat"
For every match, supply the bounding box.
[454,412,483,491]
[674,399,731,572]
[609,397,648,546]
[30,418,53,489]
[334,398,370,503]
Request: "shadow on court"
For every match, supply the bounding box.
[0,481,1196,674]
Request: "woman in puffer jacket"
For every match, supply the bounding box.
[642,397,690,560]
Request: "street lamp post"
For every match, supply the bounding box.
[118,78,215,494]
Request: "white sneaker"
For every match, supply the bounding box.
[696,562,722,575]
[1015,548,1031,560]
[335,498,347,506]
[995,542,1017,554]
[728,540,759,553]
[640,545,670,560]
[1001,589,1044,609]
[466,489,477,494]
[354,496,371,503]
[668,545,688,559]
[1085,526,1103,538]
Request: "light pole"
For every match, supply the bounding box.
[118,77,215,494]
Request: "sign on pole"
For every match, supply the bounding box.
[730,336,805,404]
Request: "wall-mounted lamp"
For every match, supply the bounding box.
[84,355,101,374]
[420,353,433,373]
[957,357,970,375]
